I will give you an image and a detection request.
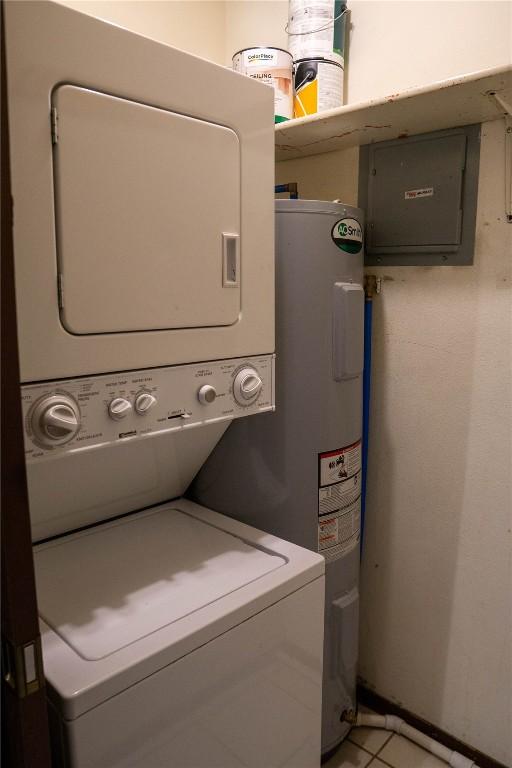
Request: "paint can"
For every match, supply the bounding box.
[232,47,293,123]
[293,57,343,117]
[287,0,348,67]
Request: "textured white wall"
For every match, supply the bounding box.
[361,118,512,766]
[276,3,512,757]
[57,1,226,64]
[277,119,512,765]
[224,1,288,65]
[275,146,359,203]
[222,0,511,101]
[346,1,512,102]
[58,1,512,93]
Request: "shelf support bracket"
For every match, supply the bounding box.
[489,91,512,222]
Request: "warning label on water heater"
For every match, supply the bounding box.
[318,500,361,562]
[319,441,361,487]
[318,441,362,562]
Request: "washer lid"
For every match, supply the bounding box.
[34,507,286,661]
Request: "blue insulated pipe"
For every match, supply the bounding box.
[361,285,374,553]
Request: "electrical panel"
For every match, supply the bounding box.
[360,125,480,266]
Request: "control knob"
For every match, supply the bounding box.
[30,394,81,446]
[233,367,263,406]
[108,397,132,420]
[134,392,157,415]
[198,385,217,405]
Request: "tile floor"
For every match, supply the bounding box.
[324,708,447,768]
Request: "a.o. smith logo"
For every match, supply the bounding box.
[331,218,363,254]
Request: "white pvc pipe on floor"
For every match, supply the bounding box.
[356,713,479,768]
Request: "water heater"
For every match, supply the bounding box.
[190,199,364,755]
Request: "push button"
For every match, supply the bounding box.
[198,385,217,405]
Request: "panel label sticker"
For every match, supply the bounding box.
[331,218,363,254]
[318,440,362,561]
[404,187,434,200]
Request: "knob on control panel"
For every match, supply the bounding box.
[198,385,217,405]
[108,397,132,420]
[30,394,81,446]
[134,392,157,415]
[233,367,263,405]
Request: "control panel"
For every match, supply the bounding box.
[22,355,275,462]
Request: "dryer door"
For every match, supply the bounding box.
[53,85,241,335]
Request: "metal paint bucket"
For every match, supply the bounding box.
[293,57,343,117]
[287,0,348,67]
[232,46,293,123]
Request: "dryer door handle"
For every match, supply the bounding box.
[222,233,240,287]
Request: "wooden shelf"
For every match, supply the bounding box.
[275,65,512,161]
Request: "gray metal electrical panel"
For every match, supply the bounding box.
[360,124,480,266]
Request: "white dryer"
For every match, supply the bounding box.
[5,0,274,382]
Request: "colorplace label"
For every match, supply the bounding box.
[331,218,363,254]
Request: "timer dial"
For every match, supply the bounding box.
[233,367,263,406]
[30,394,80,446]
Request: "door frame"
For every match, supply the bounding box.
[1,3,52,765]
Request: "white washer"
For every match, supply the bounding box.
[36,500,324,768]
[19,331,324,768]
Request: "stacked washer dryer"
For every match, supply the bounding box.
[192,199,365,756]
[5,3,325,767]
